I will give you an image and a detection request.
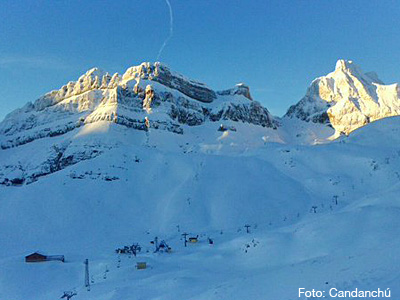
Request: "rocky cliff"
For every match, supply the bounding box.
[0,62,277,150]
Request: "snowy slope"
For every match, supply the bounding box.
[0,116,399,299]
[0,62,399,300]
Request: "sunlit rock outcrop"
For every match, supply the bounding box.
[0,62,277,150]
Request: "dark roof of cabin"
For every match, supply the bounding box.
[26,252,47,258]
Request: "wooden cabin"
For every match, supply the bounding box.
[136,262,147,270]
[25,252,47,262]
[25,252,65,263]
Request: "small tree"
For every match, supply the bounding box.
[130,243,141,257]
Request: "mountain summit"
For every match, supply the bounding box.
[4,59,400,148]
[0,62,277,150]
[0,62,280,185]
[285,59,400,135]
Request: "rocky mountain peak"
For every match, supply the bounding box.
[233,83,253,100]
[121,62,216,103]
[333,59,383,85]
[81,67,107,79]
[285,60,400,135]
[0,62,277,150]
[335,59,357,73]
[216,83,253,101]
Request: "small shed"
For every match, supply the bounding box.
[188,237,198,243]
[136,262,147,270]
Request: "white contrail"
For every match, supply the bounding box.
[156,0,173,61]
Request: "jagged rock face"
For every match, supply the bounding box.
[0,62,278,185]
[0,62,277,150]
[285,60,400,134]
[217,83,253,100]
[143,85,154,113]
[122,62,216,103]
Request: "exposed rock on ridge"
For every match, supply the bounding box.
[122,62,217,103]
[0,62,277,149]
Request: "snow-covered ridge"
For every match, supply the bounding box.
[285,59,400,135]
[5,59,400,151]
[0,62,277,150]
[121,62,217,103]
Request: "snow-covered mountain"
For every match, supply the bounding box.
[0,62,280,186]
[0,62,276,150]
[0,61,399,300]
[285,59,400,135]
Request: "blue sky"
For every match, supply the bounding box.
[1,0,400,120]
